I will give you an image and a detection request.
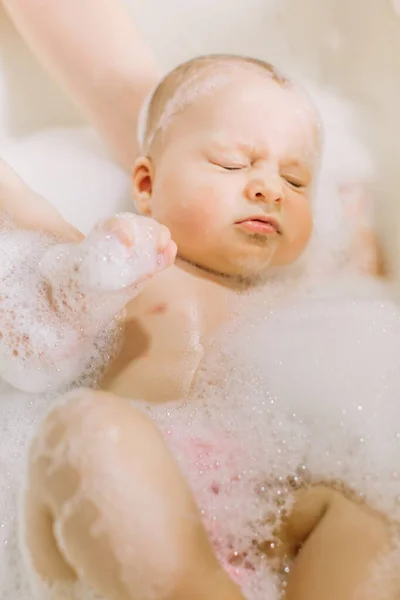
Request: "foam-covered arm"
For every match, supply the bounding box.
[2,0,160,168]
[0,214,175,393]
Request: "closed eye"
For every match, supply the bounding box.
[222,165,243,171]
[284,177,305,190]
[211,162,244,171]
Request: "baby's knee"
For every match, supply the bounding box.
[28,389,141,502]
[36,387,137,439]
[29,387,160,487]
[31,389,117,455]
[278,484,388,561]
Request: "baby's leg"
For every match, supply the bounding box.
[281,486,392,599]
[24,389,243,600]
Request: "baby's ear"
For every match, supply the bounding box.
[132,157,155,216]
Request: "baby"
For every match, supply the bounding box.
[0,55,393,600]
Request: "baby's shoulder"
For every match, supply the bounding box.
[129,264,199,317]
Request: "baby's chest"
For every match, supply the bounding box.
[102,289,206,402]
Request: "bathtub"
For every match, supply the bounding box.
[0,2,400,598]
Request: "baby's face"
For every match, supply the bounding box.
[133,72,320,280]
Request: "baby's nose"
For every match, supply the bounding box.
[245,177,283,206]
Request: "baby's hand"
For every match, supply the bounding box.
[41,212,176,302]
[81,213,176,292]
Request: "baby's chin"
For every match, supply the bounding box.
[226,244,284,276]
[221,247,310,284]
[178,237,289,283]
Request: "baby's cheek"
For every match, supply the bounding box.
[277,200,313,264]
[297,207,313,249]
[289,194,312,234]
[171,186,224,241]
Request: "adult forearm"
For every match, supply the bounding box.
[3,0,160,168]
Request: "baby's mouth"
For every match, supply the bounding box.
[235,216,282,235]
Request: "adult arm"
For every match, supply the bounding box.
[2,0,161,169]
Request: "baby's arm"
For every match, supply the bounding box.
[24,390,244,600]
[0,212,175,393]
[281,486,392,599]
[2,0,160,168]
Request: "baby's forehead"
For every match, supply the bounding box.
[187,80,321,155]
[140,56,321,154]
[205,76,319,124]
[140,59,280,145]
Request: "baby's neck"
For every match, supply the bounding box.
[174,256,261,292]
